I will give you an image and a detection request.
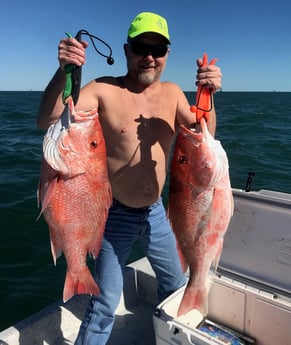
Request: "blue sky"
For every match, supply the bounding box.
[1,0,291,91]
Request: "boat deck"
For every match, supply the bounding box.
[0,259,158,345]
[2,189,291,345]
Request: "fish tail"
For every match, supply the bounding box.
[63,267,100,303]
[177,286,208,317]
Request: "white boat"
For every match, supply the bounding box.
[1,188,291,345]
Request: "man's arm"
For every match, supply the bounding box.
[37,37,88,130]
[37,68,66,130]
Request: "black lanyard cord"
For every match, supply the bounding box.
[75,29,114,65]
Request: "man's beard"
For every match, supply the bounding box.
[137,69,162,85]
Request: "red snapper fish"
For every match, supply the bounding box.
[168,72,233,315]
[38,98,112,302]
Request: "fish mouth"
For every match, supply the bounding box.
[43,99,99,176]
[43,104,74,175]
[179,125,204,146]
[180,117,213,147]
[42,99,81,175]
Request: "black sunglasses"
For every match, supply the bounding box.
[129,42,168,58]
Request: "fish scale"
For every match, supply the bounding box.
[168,118,233,317]
[38,98,112,303]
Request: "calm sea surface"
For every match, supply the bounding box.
[0,91,291,330]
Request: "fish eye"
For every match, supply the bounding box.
[90,141,98,148]
[178,155,187,164]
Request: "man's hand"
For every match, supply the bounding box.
[196,57,222,92]
[58,37,88,70]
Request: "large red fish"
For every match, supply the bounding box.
[38,98,112,302]
[168,117,233,317]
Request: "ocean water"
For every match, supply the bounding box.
[0,91,291,331]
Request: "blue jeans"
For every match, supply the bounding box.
[75,198,185,345]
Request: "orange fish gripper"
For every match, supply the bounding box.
[190,53,218,123]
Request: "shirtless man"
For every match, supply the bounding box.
[37,12,222,345]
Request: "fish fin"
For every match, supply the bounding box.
[177,245,188,273]
[36,176,58,220]
[50,239,62,265]
[63,267,100,303]
[89,246,100,260]
[177,286,208,317]
[37,180,41,209]
[36,180,43,221]
[212,238,224,271]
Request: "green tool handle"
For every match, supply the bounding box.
[62,32,82,104]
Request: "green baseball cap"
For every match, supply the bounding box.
[127,12,170,44]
